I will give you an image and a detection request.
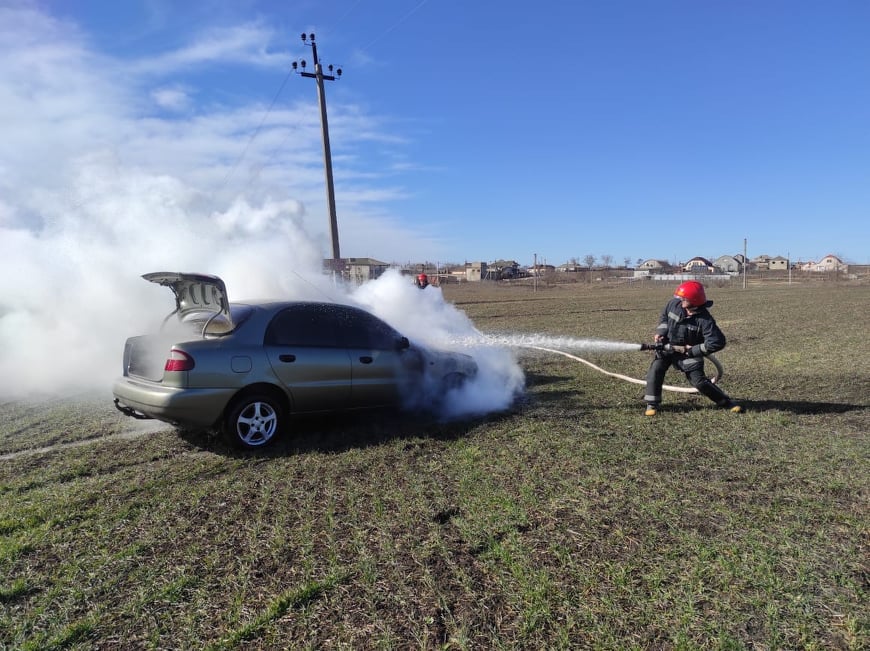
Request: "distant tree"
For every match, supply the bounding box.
[624,257,632,268]
[636,258,644,267]
[583,254,596,283]
[601,254,613,269]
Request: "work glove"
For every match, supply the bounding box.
[669,345,687,355]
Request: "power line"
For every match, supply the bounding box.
[219,68,295,190]
[359,0,431,53]
[219,2,431,252]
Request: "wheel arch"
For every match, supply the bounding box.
[223,382,291,420]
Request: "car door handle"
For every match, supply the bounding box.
[359,356,373,364]
[279,354,296,363]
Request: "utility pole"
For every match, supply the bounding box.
[743,238,747,289]
[533,253,537,292]
[292,33,342,263]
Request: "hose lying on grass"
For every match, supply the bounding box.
[526,345,723,394]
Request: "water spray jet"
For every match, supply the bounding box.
[445,332,723,393]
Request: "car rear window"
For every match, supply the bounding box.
[177,304,253,337]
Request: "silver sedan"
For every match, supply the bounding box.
[113,273,477,448]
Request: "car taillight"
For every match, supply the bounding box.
[165,349,195,372]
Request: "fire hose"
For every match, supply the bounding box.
[526,343,723,394]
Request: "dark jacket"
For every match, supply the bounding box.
[655,298,726,357]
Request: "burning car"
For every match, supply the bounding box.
[113,272,477,448]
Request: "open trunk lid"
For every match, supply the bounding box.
[143,272,233,332]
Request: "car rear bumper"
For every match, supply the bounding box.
[112,377,235,429]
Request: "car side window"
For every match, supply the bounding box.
[264,305,341,347]
[334,306,400,350]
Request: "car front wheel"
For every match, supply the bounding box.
[224,393,284,449]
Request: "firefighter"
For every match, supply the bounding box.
[415,273,429,289]
[644,281,743,415]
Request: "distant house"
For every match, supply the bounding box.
[531,264,557,275]
[714,255,742,274]
[805,254,846,272]
[633,259,671,278]
[486,260,520,280]
[637,259,669,271]
[751,254,772,270]
[466,262,487,282]
[341,257,390,284]
[769,256,789,271]
[683,256,714,273]
[557,262,583,273]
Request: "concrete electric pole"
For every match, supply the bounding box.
[292,33,342,264]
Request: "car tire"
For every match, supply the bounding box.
[223,393,284,449]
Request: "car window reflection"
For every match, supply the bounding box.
[265,304,341,347]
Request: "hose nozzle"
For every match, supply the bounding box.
[640,342,679,353]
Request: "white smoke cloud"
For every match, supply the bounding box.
[0,151,525,416]
[351,270,525,417]
[0,146,525,415]
[0,154,328,398]
[0,4,521,415]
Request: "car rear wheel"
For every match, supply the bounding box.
[224,393,284,449]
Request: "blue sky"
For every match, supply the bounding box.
[2,0,869,267]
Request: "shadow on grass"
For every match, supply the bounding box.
[176,407,512,458]
[633,399,869,416]
[737,399,869,415]
[523,371,574,387]
[175,398,866,457]
[548,399,869,416]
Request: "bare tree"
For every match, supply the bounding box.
[583,254,596,283]
[599,254,613,282]
[624,256,632,268]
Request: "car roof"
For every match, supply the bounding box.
[229,300,379,320]
[143,272,381,330]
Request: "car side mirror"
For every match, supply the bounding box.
[397,336,410,350]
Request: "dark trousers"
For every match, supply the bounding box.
[644,355,731,406]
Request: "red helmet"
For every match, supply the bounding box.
[674,281,707,307]
[417,273,428,282]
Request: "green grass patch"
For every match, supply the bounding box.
[0,282,867,648]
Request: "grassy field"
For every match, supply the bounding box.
[1,282,867,650]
